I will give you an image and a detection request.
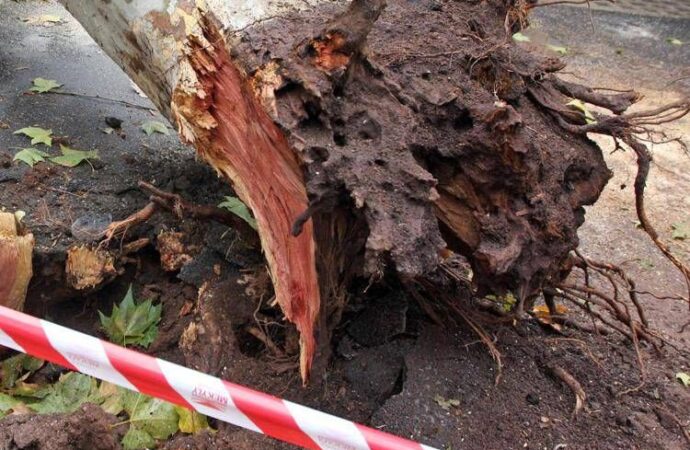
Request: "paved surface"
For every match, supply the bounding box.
[529,6,690,337]
[569,0,690,19]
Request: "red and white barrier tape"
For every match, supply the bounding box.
[0,305,436,450]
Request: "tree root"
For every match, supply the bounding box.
[415,277,504,384]
[545,251,690,384]
[102,202,157,244]
[549,365,586,418]
[102,181,259,247]
[528,76,690,306]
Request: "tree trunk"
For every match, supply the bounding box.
[59,0,622,381]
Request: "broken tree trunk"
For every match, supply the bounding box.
[0,212,34,311]
[60,0,683,381]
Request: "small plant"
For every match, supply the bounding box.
[99,285,162,348]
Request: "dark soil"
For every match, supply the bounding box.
[0,403,124,450]
[0,1,689,449]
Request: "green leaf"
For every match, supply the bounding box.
[1,354,44,389]
[29,372,101,414]
[671,223,689,240]
[122,427,156,450]
[141,120,169,136]
[512,32,531,43]
[677,372,690,387]
[547,44,568,55]
[98,382,126,415]
[50,145,99,168]
[666,38,683,46]
[175,406,210,434]
[434,394,460,410]
[566,99,597,124]
[218,196,258,230]
[30,77,62,94]
[501,292,517,313]
[13,148,51,167]
[0,392,22,418]
[99,285,162,348]
[13,127,53,146]
[128,396,179,440]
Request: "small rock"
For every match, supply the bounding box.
[526,393,540,405]
[105,116,123,129]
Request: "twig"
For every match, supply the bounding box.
[139,181,259,246]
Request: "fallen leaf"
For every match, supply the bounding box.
[547,44,568,55]
[175,406,210,434]
[0,120,9,129]
[13,148,51,167]
[566,99,597,124]
[29,372,102,414]
[512,32,531,43]
[23,14,62,26]
[666,38,683,46]
[677,372,690,387]
[99,285,162,348]
[0,393,23,419]
[532,304,567,331]
[13,127,53,146]
[122,427,156,450]
[434,394,460,410]
[126,396,179,440]
[51,145,99,168]
[671,223,689,240]
[29,77,62,94]
[141,120,169,136]
[218,196,258,230]
[1,354,44,389]
[99,382,126,415]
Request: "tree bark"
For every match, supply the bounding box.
[59,0,616,381]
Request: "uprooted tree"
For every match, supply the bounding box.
[58,0,689,382]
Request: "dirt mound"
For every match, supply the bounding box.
[0,403,123,450]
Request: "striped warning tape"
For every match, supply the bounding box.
[0,305,437,450]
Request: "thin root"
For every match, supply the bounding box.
[549,365,586,418]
